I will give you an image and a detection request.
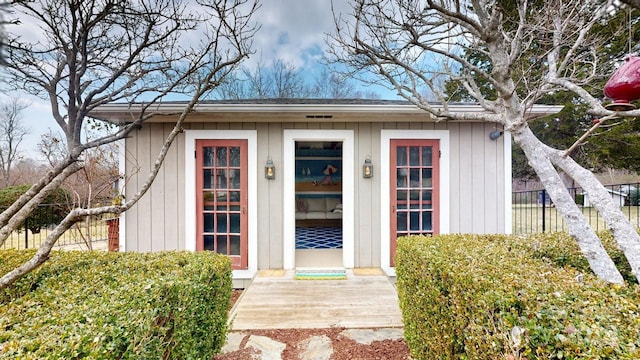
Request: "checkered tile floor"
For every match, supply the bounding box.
[295,226,343,249]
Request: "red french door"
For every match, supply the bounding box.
[390,139,440,266]
[195,139,248,269]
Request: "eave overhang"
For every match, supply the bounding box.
[90,100,563,124]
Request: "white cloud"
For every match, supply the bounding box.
[5,1,396,158]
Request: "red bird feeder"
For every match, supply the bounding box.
[603,55,640,111]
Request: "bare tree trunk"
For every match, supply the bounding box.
[514,127,624,283]
[550,152,640,281]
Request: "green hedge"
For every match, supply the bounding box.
[396,234,640,360]
[0,250,232,359]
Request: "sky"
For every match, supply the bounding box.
[3,1,398,157]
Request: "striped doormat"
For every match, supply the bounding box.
[294,268,347,280]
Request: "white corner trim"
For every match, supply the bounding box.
[118,138,126,252]
[380,130,450,275]
[283,130,355,269]
[184,130,258,277]
[504,131,513,234]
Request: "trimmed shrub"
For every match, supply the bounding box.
[528,230,636,284]
[396,234,640,360]
[0,185,71,233]
[0,250,232,359]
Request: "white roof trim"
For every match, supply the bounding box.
[92,102,563,116]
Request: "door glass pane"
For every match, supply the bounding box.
[216,235,228,254]
[422,190,432,202]
[409,146,420,166]
[215,147,227,166]
[204,235,214,251]
[230,213,240,233]
[410,212,420,230]
[397,147,407,166]
[229,191,240,202]
[397,212,407,231]
[397,190,407,201]
[410,190,420,200]
[216,214,227,233]
[203,169,213,189]
[410,169,420,187]
[216,170,227,189]
[230,235,241,255]
[216,191,227,201]
[397,169,407,187]
[230,147,240,166]
[422,212,432,231]
[203,147,214,167]
[422,147,432,166]
[204,214,214,232]
[422,169,432,188]
[229,169,241,189]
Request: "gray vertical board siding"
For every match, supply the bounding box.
[267,122,284,268]
[162,122,181,250]
[150,123,166,251]
[256,122,270,269]
[124,119,507,266]
[447,122,461,232]
[355,122,373,267]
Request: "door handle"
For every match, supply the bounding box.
[392,205,396,213]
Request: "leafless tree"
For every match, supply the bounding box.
[0,0,259,289]
[0,97,29,188]
[215,59,381,99]
[328,0,640,284]
[216,59,311,98]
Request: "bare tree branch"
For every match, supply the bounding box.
[0,0,259,289]
[328,0,640,283]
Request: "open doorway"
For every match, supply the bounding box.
[294,141,343,267]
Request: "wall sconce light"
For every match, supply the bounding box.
[265,157,275,180]
[489,130,504,140]
[363,156,373,178]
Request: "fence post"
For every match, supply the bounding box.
[541,189,546,233]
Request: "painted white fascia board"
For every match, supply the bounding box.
[380,130,450,276]
[184,130,258,278]
[92,103,563,117]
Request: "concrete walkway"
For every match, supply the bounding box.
[221,268,405,359]
[229,268,403,330]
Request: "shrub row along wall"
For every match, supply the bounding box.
[396,234,640,360]
[0,250,232,359]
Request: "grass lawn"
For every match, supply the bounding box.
[1,219,111,250]
[512,204,640,234]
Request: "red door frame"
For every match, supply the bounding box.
[195,139,248,269]
[390,139,440,266]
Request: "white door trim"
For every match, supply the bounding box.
[283,130,355,269]
[380,130,450,276]
[184,130,258,280]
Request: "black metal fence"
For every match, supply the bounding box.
[512,182,640,234]
[0,204,115,250]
